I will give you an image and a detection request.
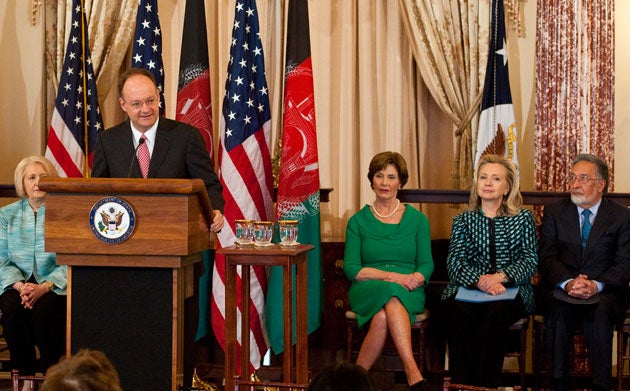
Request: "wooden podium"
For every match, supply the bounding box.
[38,178,214,391]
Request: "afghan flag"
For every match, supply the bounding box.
[175,0,214,343]
[176,0,214,165]
[267,0,322,354]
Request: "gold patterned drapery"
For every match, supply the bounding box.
[45,0,137,107]
[398,0,491,190]
[534,0,615,192]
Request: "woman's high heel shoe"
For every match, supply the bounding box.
[409,379,428,391]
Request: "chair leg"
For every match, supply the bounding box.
[533,320,542,391]
[12,369,18,391]
[346,322,354,362]
[617,329,622,391]
[518,323,527,389]
[619,328,628,391]
[418,325,425,372]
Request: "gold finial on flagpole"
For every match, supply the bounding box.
[191,368,217,391]
[251,371,278,391]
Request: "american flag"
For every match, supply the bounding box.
[45,0,102,178]
[131,0,165,115]
[211,0,273,373]
[475,0,518,168]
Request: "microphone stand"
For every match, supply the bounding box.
[126,137,146,178]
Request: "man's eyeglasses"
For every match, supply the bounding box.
[125,97,158,110]
[567,174,602,184]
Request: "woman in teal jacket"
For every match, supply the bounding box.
[0,156,66,375]
[441,155,537,387]
[344,152,433,391]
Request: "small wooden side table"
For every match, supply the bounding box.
[218,244,314,391]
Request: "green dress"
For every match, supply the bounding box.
[344,204,434,327]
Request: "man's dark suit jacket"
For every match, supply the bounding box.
[538,197,630,320]
[91,118,224,212]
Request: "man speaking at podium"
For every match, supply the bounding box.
[91,67,225,387]
[92,67,225,230]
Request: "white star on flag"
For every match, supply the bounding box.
[131,0,165,115]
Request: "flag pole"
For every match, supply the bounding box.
[79,0,90,177]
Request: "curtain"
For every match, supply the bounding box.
[398,0,491,190]
[236,1,426,241]
[534,0,615,192]
[309,0,428,240]
[39,0,456,241]
[45,0,137,108]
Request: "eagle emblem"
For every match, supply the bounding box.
[89,196,136,244]
[480,122,517,161]
[100,207,124,232]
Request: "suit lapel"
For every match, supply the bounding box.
[558,201,583,263]
[148,119,172,178]
[123,122,142,178]
[583,199,611,258]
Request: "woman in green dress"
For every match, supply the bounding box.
[344,152,434,391]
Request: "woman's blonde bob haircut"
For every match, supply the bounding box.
[468,154,522,216]
[13,156,58,198]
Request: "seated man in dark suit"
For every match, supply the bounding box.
[91,67,224,230]
[538,153,630,391]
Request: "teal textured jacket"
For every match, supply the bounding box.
[0,198,67,293]
[441,208,538,313]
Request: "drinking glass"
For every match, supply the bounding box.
[253,221,274,247]
[278,220,299,246]
[234,219,254,245]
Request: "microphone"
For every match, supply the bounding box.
[127,137,146,178]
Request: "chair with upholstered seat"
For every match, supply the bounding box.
[345,309,430,373]
[11,369,45,391]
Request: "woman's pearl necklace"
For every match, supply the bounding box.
[371,199,400,219]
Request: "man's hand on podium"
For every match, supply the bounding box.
[211,210,224,233]
[198,210,224,235]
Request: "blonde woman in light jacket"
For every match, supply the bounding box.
[0,156,67,376]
